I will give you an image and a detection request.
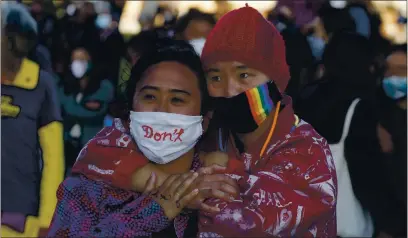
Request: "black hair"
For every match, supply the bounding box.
[322,31,374,76]
[126,30,160,59]
[173,8,216,38]
[321,31,377,100]
[125,38,209,115]
[318,2,356,37]
[386,44,407,58]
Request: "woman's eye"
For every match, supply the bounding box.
[171,98,185,104]
[210,76,221,82]
[240,73,249,79]
[171,97,185,104]
[143,94,156,100]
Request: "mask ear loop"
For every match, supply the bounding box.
[259,101,281,158]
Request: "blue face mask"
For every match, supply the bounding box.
[307,36,326,60]
[95,14,112,29]
[382,76,407,100]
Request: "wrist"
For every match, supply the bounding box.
[152,196,177,220]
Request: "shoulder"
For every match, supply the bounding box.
[353,99,376,117]
[265,120,335,176]
[269,120,331,157]
[58,175,103,200]
[262,121,337,198]
[38,69,58,92]
[90,79,114,100]
[348,99,378,136]
[100,79,114,91]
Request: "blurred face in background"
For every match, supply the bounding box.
[382,51,407,104]
[76,2,96,23]
[30,1,44,21]
[113,0,126,9]
[70,48,91,80]
[385,51,407,78]
[206,61,270,98]
[183,19,214,41]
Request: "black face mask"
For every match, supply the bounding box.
[212,81,282,134]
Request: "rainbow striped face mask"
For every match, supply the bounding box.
[213,81,282,133]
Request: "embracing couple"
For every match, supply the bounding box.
[47,5,337,238]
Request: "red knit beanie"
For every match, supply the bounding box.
[201,4,290,92]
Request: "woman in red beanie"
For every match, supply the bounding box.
[197,4,337,237]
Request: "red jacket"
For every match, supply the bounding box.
[199,96,337,237]
[72,98,337,237]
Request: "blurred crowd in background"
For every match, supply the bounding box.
[2,0,408,237]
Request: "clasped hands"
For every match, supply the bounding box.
[143,164,239,220]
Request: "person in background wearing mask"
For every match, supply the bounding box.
[58,47,114,172]
[295,32,400,237]
[95,2,118,42]
[174,8,216,42]
[173,9,216,59]
[376,44,407,238]
[1,2,64,237]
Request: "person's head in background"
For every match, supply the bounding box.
[125,39,209,169]
[109,0,125,22]
[126,30,159,66]
[109,30,160,120]
[201,5,289,140]
[381,44,407,109]
[269,0,324,33]
[29,0,45,21]
[318,1,356,38]
[94,1,115,30]
[63,46,102,96]
[174,8,216,41]
[267,5,295,32]
[117,30,160,94]
[74,2,96,24]
[321,31,375,98]
[1,2,38,78]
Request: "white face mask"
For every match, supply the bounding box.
[71,60,88,78]
[129,111,203,164]
[189,38,206,56]
[330,0,347,9]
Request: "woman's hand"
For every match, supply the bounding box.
[144,172,200,220]
[186,165,240,213]
[203,151,229,167]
